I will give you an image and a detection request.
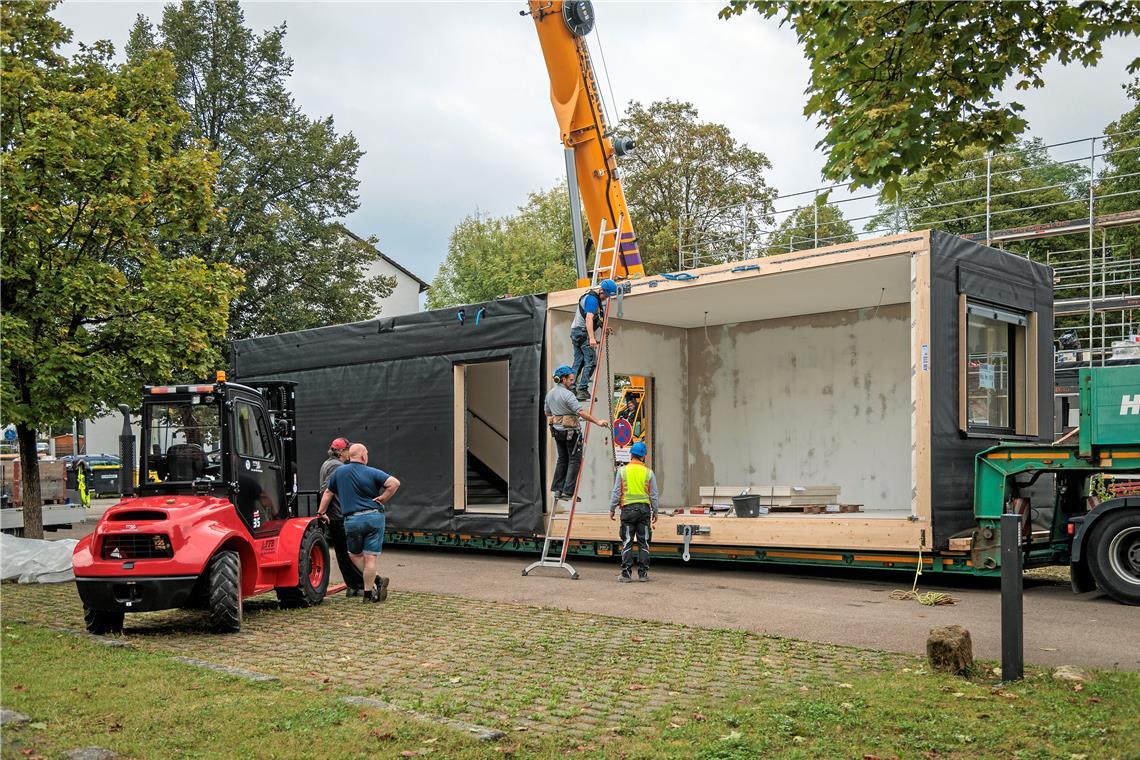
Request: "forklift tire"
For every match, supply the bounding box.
[1087,509,1140,606]
[83,606,124,635]
[207,550,242,632]
[276,526,330,608]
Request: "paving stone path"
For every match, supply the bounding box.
[2,583,911,742]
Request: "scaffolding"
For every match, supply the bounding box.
[677,130,1140,365]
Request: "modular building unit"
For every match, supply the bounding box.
[232,230,1054,572]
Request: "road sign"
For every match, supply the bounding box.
[612,418,633,447]
[3,426,15,442]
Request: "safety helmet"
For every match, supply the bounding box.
[553,365,574,379]
[599,279,618,297]
[630,442,647,458]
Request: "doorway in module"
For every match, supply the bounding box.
[612,374,653,465]
[453,360,509,514]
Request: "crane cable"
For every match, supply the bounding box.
[591,15,621,126]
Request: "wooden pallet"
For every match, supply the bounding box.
[767,503,863,515]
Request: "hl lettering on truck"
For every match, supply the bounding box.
[1121,394,1140,415]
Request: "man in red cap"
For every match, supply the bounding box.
[319,437,365,595]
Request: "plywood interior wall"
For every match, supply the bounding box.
[686,304,912,511]
[547,312,688,514]
[547,306,913,514]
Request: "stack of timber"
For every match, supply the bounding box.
[699,485,862,515]
[0,461,68,506]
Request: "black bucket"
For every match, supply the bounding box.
[732,495,761,518]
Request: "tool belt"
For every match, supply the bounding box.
[554,414,578,427]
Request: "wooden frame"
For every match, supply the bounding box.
[544,231,935,552]
[452,364,465,513]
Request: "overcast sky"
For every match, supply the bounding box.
[53,1,1137,284]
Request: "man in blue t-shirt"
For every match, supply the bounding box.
[570,278,618,401]
[317,443,400,603]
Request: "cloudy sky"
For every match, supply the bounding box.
[54,1,1137,284]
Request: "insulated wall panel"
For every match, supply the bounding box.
[231,296,547,535]
[928,231,1054,547]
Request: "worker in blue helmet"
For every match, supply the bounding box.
[609,440,658,582]
[569,279,619,401]
[545,365,609,500]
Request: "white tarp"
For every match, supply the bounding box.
[0,533,78,583]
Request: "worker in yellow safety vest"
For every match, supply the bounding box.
[76,460,92,509]
[608,441,658,583]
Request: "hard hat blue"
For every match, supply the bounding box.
[599,279,618,296]
[630,442,647,458]
[553,365,574,378]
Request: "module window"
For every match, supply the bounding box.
[961,300,1036,436]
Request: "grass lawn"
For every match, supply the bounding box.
[2,618,1138,759]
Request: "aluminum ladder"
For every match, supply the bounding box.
[589,214,624,286]
[522,290,615,580]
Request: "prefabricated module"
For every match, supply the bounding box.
[232,230,1140,602]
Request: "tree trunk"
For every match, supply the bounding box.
[16,423,43,539]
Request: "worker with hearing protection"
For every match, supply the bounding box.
[545,365,610,500]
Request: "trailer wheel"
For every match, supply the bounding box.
[276,526,329,608]
[1087,509,1140,606]
[207,550,242,632]
[83,606,124,635]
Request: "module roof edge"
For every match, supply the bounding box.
[547,230,931,308]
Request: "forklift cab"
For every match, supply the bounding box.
[138,378,298,537]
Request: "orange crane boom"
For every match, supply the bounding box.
[525,0,645,284]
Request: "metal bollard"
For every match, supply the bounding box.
[1000,513,1024,681]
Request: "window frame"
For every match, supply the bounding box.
[958,295,1039,438]
[234,400,274,461]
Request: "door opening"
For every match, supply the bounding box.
[453,361,510,514]
[612,374,653,466]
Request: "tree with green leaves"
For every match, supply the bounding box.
[721,1,1140,193]
[618,100,775,273]
[427,184,579,308]
[765,203,856,254]
[126,1,393,340]
[1,1,242,537]
[1099,78,1140,217]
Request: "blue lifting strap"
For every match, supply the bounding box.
[660,272,698,281]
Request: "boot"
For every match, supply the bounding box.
[619,572,632,583]
[374,575,390,602]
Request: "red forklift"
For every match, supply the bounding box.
[73,374,330,633]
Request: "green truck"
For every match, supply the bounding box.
[974,365,1140,605]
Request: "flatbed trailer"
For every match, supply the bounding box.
[232,231,1139,600]
[1,504,87,534]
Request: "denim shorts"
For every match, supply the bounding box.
[344,510,385,555]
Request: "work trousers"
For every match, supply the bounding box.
[570,327,598,396]
[619,504,652,576]
[550,427,582,496]
[328,517,365,590]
